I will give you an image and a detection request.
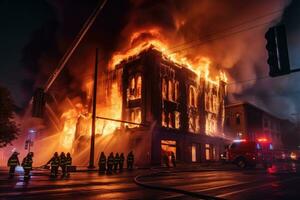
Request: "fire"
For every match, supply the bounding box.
[110,38,227,85]
[58,31,227,150]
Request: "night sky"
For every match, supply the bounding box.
[0,0,300,120]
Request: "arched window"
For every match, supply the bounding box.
[168,80,173,101]
[174,111,180,129]
[189,86,197,107]
[174,81,179,102]
[162,78,167,99]
[136,75,142,98]
[162,111,167,127]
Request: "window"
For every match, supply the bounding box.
[212,94,218,113]
[174,111,180,129]
[168,112,173,128]
[205,114,217,135]
[174,81,179,102]
[168,80,174,101]
[162,78,167,100]
[128,75,142,101]
[162,111,167,127]
[189,86,197,107]
[136,75,142,98]
[128,108,141,128]
[205,144,210,160]
[236,113,241,125]
[191,144,197,162]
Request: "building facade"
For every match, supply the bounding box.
[225,102,283,148]
[117,47,228,165]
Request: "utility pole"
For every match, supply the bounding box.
[88,48,99,169]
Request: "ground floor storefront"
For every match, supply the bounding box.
[127,128,231,166]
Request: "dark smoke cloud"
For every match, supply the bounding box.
[21,0,294,118]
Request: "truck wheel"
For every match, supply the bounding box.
[236,158,247,169]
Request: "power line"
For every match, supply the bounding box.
[169,9,284,51]
[170,20,272,54]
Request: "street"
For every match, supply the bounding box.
[0,162,300,200]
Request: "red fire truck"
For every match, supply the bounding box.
[226,138,274,169]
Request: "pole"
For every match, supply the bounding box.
[88,48,99,169]
[43,0,108,92]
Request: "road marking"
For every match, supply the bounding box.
[159,181,254,200]
[217,176,300,198]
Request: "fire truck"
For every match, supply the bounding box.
[226,138,274,169]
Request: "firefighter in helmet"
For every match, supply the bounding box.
[114,153,120,171]
[59,152,67,177]
[65,152,72,177]
[98,152,106,173]
[22,152,33,180]
[46,152,59,178]
[107,152,114,174]
[127,151,134,170]
[119,153,125,171]
[171,152,176,167]
[7,151,20,178]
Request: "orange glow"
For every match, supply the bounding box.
[257,138,268,142]
[58,30,227,150]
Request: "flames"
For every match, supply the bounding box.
[58,31,227,150]
[110,38,227,84]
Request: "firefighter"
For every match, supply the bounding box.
[163,153,169,168]
[114,153,120,171]
[7,152,20,177]
[119,153,125,171]
[22,152,33,180]
[98,152,106,173]
[46,152,59,178]
[59,152,67,177]
[171,152,176,167]
[127,151,134,170]
[65,152,72,177]
[107,152,114,174]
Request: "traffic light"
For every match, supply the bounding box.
[32,88,46,118]
[265,25,290,77]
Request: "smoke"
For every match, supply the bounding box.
[21,0,292,111]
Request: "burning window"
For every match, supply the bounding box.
[174,81,179,102]
[162,111,180,129]
[205,113,217,135]
[168,80,174,101]
[189,85,197,107]
[128,108,141,128]
[136,75,142,98]
[162,111,167,127]
[162,78,167,100]
[174,111,180,129]
[127,74,142,101]
[189,114,199,133]
[168,112,173,128]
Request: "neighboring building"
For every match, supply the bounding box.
[225,102,283,148]
[116,47,228,165]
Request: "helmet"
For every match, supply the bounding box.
[54,152,58,156]
[67,152,70,157]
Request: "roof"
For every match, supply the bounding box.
[225,101,285,121]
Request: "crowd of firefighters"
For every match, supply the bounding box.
[7,150,135,179]
[98,151,134,174]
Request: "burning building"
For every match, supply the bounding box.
[100,45,227,165]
